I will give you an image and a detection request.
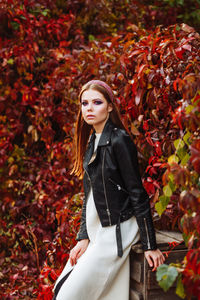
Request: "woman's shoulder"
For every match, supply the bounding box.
[110,126,138,160]
[111,123,132,137]
[111,126,136,147]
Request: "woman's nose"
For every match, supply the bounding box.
[87,103,93,111]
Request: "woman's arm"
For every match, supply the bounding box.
[112,130,165,268]
[112,129,157,250]
[76,195,89,241]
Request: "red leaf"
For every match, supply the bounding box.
[138,64,147,79]
[182,44,192,52]
[190,140,200,174]
[143,120,149,131]
[135,89,143,105]
[175,47,184,59]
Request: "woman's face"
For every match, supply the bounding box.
[81,89,113,133]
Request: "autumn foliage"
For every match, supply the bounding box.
[0,0,200,299]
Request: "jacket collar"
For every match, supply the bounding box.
[99,117,115,146]
[89,117,115,147]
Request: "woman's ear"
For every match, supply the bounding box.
[108,103,113,113]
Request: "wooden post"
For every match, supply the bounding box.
[129,230,187,300]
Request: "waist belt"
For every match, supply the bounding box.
[116,214,123,257]
[115,201,134,257]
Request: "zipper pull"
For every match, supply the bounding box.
[107,209,111,225]
[144,217,151,249]
[107,208,111,216]
[117,184,121,190]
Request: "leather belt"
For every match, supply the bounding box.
[115,199,133,257]
[116,213,123,257]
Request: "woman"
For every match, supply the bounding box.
[53,80,165,299]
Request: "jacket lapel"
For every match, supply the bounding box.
[83,118,115,172]
[83,131,96,172]
[98,118,114,146]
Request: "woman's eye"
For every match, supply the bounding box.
[94,100,103,105]
[81,101,88,106]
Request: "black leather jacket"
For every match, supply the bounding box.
[76,118,157,257]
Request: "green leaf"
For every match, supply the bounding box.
[10,21,19,30]
[168,173,174,182]
[155,201,165,216]
[177,147,187,160]
[181,153,190,166]
[89,34,95,41]
[174,139,185,150]
[182,231,187,243]
[177,0,184,5]
[168,154,179,164]
[155,195,169,216]
[169,180,176,192]
[160,195,170,206]
[182,232,193,247]
[163,185,172,197]
[8,157,14,164]
[36,57,45,64]
[183,131,191,146]
[41,9,49,16]
[7,58,14,65]
[185,105,193,113]
[156,264,178,292]
[19,15,27,20]
[176,274,185,299]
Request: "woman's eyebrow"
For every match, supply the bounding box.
[81,98,103,101]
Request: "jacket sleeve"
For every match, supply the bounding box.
[112,130,157,251]
[76,196,89,241]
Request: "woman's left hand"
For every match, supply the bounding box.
[144,249,165,271]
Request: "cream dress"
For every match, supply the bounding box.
[53,132,140,300]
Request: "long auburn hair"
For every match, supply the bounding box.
[70,82,131,179]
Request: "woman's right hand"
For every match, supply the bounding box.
[69,239,89,266]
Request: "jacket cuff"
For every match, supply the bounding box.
[76,220,89,240]
[136,212,157,251]
[76,231,89,241]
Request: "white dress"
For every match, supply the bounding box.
[54,132,140,300]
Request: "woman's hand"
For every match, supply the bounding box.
[144,249,165,271]
[69,239,89,266]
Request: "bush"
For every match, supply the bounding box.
[0,0,199,298]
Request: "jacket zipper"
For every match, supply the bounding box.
[108,178,128,194]
[144,217,151,249]
[102,148,112,226]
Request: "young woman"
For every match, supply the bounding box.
[53,80,165,299]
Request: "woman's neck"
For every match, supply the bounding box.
[93,116,109,133]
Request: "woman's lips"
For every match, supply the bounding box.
[87,115,95,118]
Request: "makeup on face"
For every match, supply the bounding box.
[81,89,113,133]
[81,99,104,107]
